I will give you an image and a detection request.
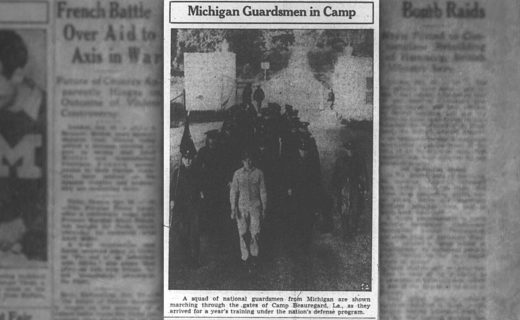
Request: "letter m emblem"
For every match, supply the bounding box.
[0,134,42,178]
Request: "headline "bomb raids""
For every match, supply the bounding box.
[402,1,485,19]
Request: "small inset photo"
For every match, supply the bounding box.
[0,29,48,267]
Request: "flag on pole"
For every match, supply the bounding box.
[180,113,196,157]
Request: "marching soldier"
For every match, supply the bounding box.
[327,88,335,110]
[285,137,322,253]
[197,130,227,237]
[281,104,294,123]
[257,104,282,156]
[230,150,267,271]
[170,121,203,268]
[254,135,281,255]
[332,141,368,239]
[297,121,311,138]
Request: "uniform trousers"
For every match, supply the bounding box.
[236,205,261,261]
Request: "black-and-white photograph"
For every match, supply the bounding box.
[167,29,375,291]
[0,29,48,267]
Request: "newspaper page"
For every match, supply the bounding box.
[2,0,520,320]
[0,0,162,319]
[164,1,379,319]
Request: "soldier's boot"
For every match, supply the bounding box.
[240,258,252,274]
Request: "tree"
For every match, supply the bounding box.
[307,30,373,85]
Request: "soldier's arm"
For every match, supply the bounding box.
[259,170,267,214]
[230,171,239,216]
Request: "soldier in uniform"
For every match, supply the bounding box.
[230,150,267,270]
[257,103,282,157]
[170,125,203,268]
[297,121,311,137]
[327,88,335,110]
[332,141,368,239]
[197,130,227,238]
[254,135,281,255]
[281,104,294,123]
[285,137,322,253]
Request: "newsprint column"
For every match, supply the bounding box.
[164,1,379,319]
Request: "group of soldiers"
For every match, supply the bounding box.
[170,85,369,272]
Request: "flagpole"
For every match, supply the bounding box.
[171,92,188,228]
[171,110,189,227]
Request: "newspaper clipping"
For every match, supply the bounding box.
[164,1,379,319]
[0,1,162,319]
